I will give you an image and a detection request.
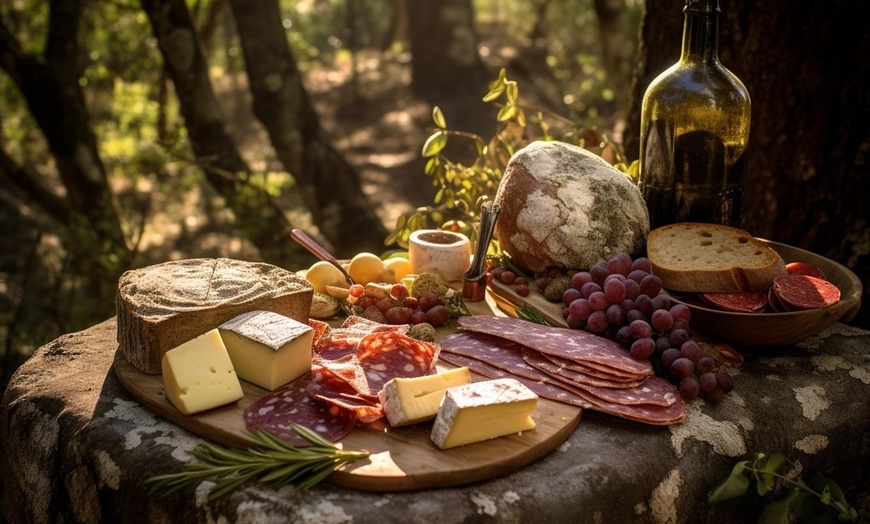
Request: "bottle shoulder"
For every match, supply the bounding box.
[645,61,749,103]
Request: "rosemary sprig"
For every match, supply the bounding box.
[145,425,370,500]
[516,303,557,327]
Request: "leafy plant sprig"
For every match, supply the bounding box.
[145,425,370,500]
[707,452,858,523]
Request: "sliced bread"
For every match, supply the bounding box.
[647,223,787,293]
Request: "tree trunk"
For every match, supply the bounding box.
[228,0,389,257]
[592,0,632,120]
[0,0,132,272]
[140,0,309,268]
[627,0,870,328]
[405,0,488,103]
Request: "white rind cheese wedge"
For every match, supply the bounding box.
[430,378,538,449]
[379,367,471,427]
[218,310,314,391]
[161,328,244,415]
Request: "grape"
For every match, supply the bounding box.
[515,283,530,297]
[424,304,450,327]
[572,271,593,289]
[661,347,681,368]
[376,296,396,313]
[615,325,632,346]
[568,298,593,320]
[620,298,634,312]
[698,372,718,392]
[514,276,529,287]
[640,274,663,297]
[580,282,602,299]
[616,252,634,274]
[402,296,420,309]
[624,279,641,300]
[626,269,649,284]
[586,310,609,333]
[715,372,734,393]
[628,319,652,339]
[588,291,609,311]
[679,376,700,400]
[500,270,517,284]
[634,294,653,316]
[651,294,672,312]
[670,357,695,378]
[362,305,387,323]
[668,328,690,347]
[651,309,674,332]
[670,303,691,323]
[590,264,609,286]
[655,336,672,353]
[630,338,656,360]
[680,340,701,363]
[390,284,409,300]
[604,278,627,303]
[631,256,653,273]
[418,291,441,311]
[697,356,716,374]
[410,311,428,324]
[491,266,505,279]
[565,314,584,329]
[626,309,647,324]
[672,318,690,331]
[563,287,582,307]
[605,304,626,326]
[705,388,725,404]
[385,306,414,324]
[535,276,551,291]
[606,257,629,277]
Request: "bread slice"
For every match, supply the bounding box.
[647,223,787,293]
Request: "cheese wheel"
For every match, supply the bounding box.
[116,258,313,374]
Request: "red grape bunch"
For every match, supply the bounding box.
[561,252,734,403]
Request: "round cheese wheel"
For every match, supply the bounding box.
[494,141,650,272]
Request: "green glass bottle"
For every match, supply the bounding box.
[638,0,751,230]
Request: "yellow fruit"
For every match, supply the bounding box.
[347,252,387,285]
[384,257,413,282]
[305,261,347,293]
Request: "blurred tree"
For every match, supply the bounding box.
[228,0,388,257]
[626,0,870,328]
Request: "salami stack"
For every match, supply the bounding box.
[243,316,440,444]
[439,316,686,425]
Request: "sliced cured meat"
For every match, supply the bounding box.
[307,372,384,423]
[768,286,784,312]
[314,315,409,360]
[356,331,439,395]
[458,316,652,377]
[244,379,357,446]
[438,351,685,425]
[786,262,826,280]
[538,352,649,383]
[309,319,332,346]
[700,291,768,313]
[440,332,679,408]
[772,274,841,310]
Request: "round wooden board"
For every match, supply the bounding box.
[113,296,582,492]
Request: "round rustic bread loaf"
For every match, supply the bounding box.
[116,258,312,374]
[494,141,650,272]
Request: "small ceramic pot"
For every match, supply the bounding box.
[408,230,472,283]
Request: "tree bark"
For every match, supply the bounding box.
[227,0,389,257]
[627,0,870,328]
[0,0,132,271]
[140,0,310,268]
[592,0,632,119]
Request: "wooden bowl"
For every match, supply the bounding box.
[666,240,862,348]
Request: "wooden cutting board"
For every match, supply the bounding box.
[113,293,582,492]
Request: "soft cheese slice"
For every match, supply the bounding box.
[379,367,471,427]
[161,328,244,415]
[430,378,538,449]
[218,310,314,391]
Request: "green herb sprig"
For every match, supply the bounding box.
[516,304,557,327]
[146,425,370,500]
[707,452,858,523]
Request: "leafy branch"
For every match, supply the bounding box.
[707,452,858,523]
[146,425,370,500]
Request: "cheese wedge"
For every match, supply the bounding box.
[161,328,244,415]
[218,310,314,391]
[430,378,538,449]
[379,367,471,427]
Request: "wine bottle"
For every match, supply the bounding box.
[638,0,750,230]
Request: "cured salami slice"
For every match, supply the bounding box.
[314,316,409,360]
[772,274,841,310]
[307,372,384,423]
[538,352,649,383]
[244,379,357,446]
[438,351,685,425]
[458,316,652,376]
[786,261,826,280]
[356,331,439,395]
[700,291,768,313]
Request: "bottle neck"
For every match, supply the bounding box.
[680,0,720,64]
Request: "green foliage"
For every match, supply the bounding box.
[386,68,635,249]
[707,453,858,523]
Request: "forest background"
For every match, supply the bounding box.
[1,0,868,399]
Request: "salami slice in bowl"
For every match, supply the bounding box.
[786,262,826,280]
[772,274,841,310]
[700,291,768,313]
